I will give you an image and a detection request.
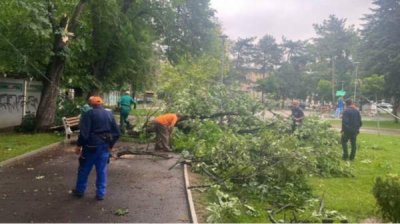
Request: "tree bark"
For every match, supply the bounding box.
[35,0,88,130]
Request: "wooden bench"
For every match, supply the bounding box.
[62,115,80,140]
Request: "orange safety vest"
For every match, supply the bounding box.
[154,113,178,127]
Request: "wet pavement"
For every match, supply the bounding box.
[0,142,190,223]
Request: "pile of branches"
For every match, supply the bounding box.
[164,86,351,222]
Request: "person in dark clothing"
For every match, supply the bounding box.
[341,99,362,161]
[291,100,304,132]
[72,96,120,200]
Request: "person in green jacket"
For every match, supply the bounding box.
[118,91,136,133]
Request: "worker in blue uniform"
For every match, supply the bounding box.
[72,96,120,200]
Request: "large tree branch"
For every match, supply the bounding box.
[68,0,88,34]
[181,112,240,121]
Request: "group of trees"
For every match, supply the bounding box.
[228,15,358,103]
[0,0,221,129]
[228,0,400,122]
[1,0,399,129]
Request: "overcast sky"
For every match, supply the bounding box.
[210,0,374,41]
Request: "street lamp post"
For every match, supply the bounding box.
[353,62,360,102]
[220,35,228,84]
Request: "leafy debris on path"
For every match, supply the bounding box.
[114,208,129,216]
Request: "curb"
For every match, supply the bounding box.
[0,141,64,168]
[183,164,198,224]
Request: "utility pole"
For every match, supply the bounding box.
[331,56,336,104]
[220,35,227,84]
[353,62,360,102]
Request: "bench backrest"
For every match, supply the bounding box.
[62,116,80,139]
[63,116,80,128]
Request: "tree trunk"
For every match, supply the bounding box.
[35,56,65,130]
[35,0,88,130]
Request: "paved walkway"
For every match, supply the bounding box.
[0,142,190,223]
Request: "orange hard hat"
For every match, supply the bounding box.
[88,96,103,106]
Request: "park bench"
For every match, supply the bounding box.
[62,115,80,140]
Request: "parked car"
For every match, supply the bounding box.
[377,102,393,112]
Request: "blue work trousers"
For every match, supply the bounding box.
[75,144,110,197]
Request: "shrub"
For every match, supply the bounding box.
[373,174,400,222]
[15,112,37,133]
[54,97,85,126]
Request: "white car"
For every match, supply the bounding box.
[377,102,393,112]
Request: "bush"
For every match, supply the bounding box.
[54,97,85,126]
[373,174,400,222]
[15,112,37,133]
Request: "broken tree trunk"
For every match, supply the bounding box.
[35,0,88,130]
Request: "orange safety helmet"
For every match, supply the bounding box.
[88,96,103,106]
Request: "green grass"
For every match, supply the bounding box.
[193,133,400,222]
[328,119,400,129]
[0,133,63,162]
[309,133,400,222]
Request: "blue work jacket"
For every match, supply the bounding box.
[77,106,120,148]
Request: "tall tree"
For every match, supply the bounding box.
[361,74,385,101]
[362,0,400,121]
[228,37,256,83]
[35,0,88,130]
[0,1,52,78]
[281,37,308,66]
[274,63,307,100]
[85,0,157,94]
[232,37,256,70]
[253,34,282,102]
[254,35,282,78]
[312,15,358,103]
[161,0,220,64]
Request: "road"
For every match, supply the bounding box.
[0,142,190,223]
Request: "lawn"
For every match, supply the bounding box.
[191,133,400,222]
[0,133,63,162]
[328,119,400,129]
[309,133,400,222]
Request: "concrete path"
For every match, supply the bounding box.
[0,142,190,223]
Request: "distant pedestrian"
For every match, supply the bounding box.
[291,100,304,132]
[118,91,137,134]
[341,99,362,161]
[152,113,183,152]
[335,97,344,118]
[72,96,120,200]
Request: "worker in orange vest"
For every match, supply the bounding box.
[152,113,183,152]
